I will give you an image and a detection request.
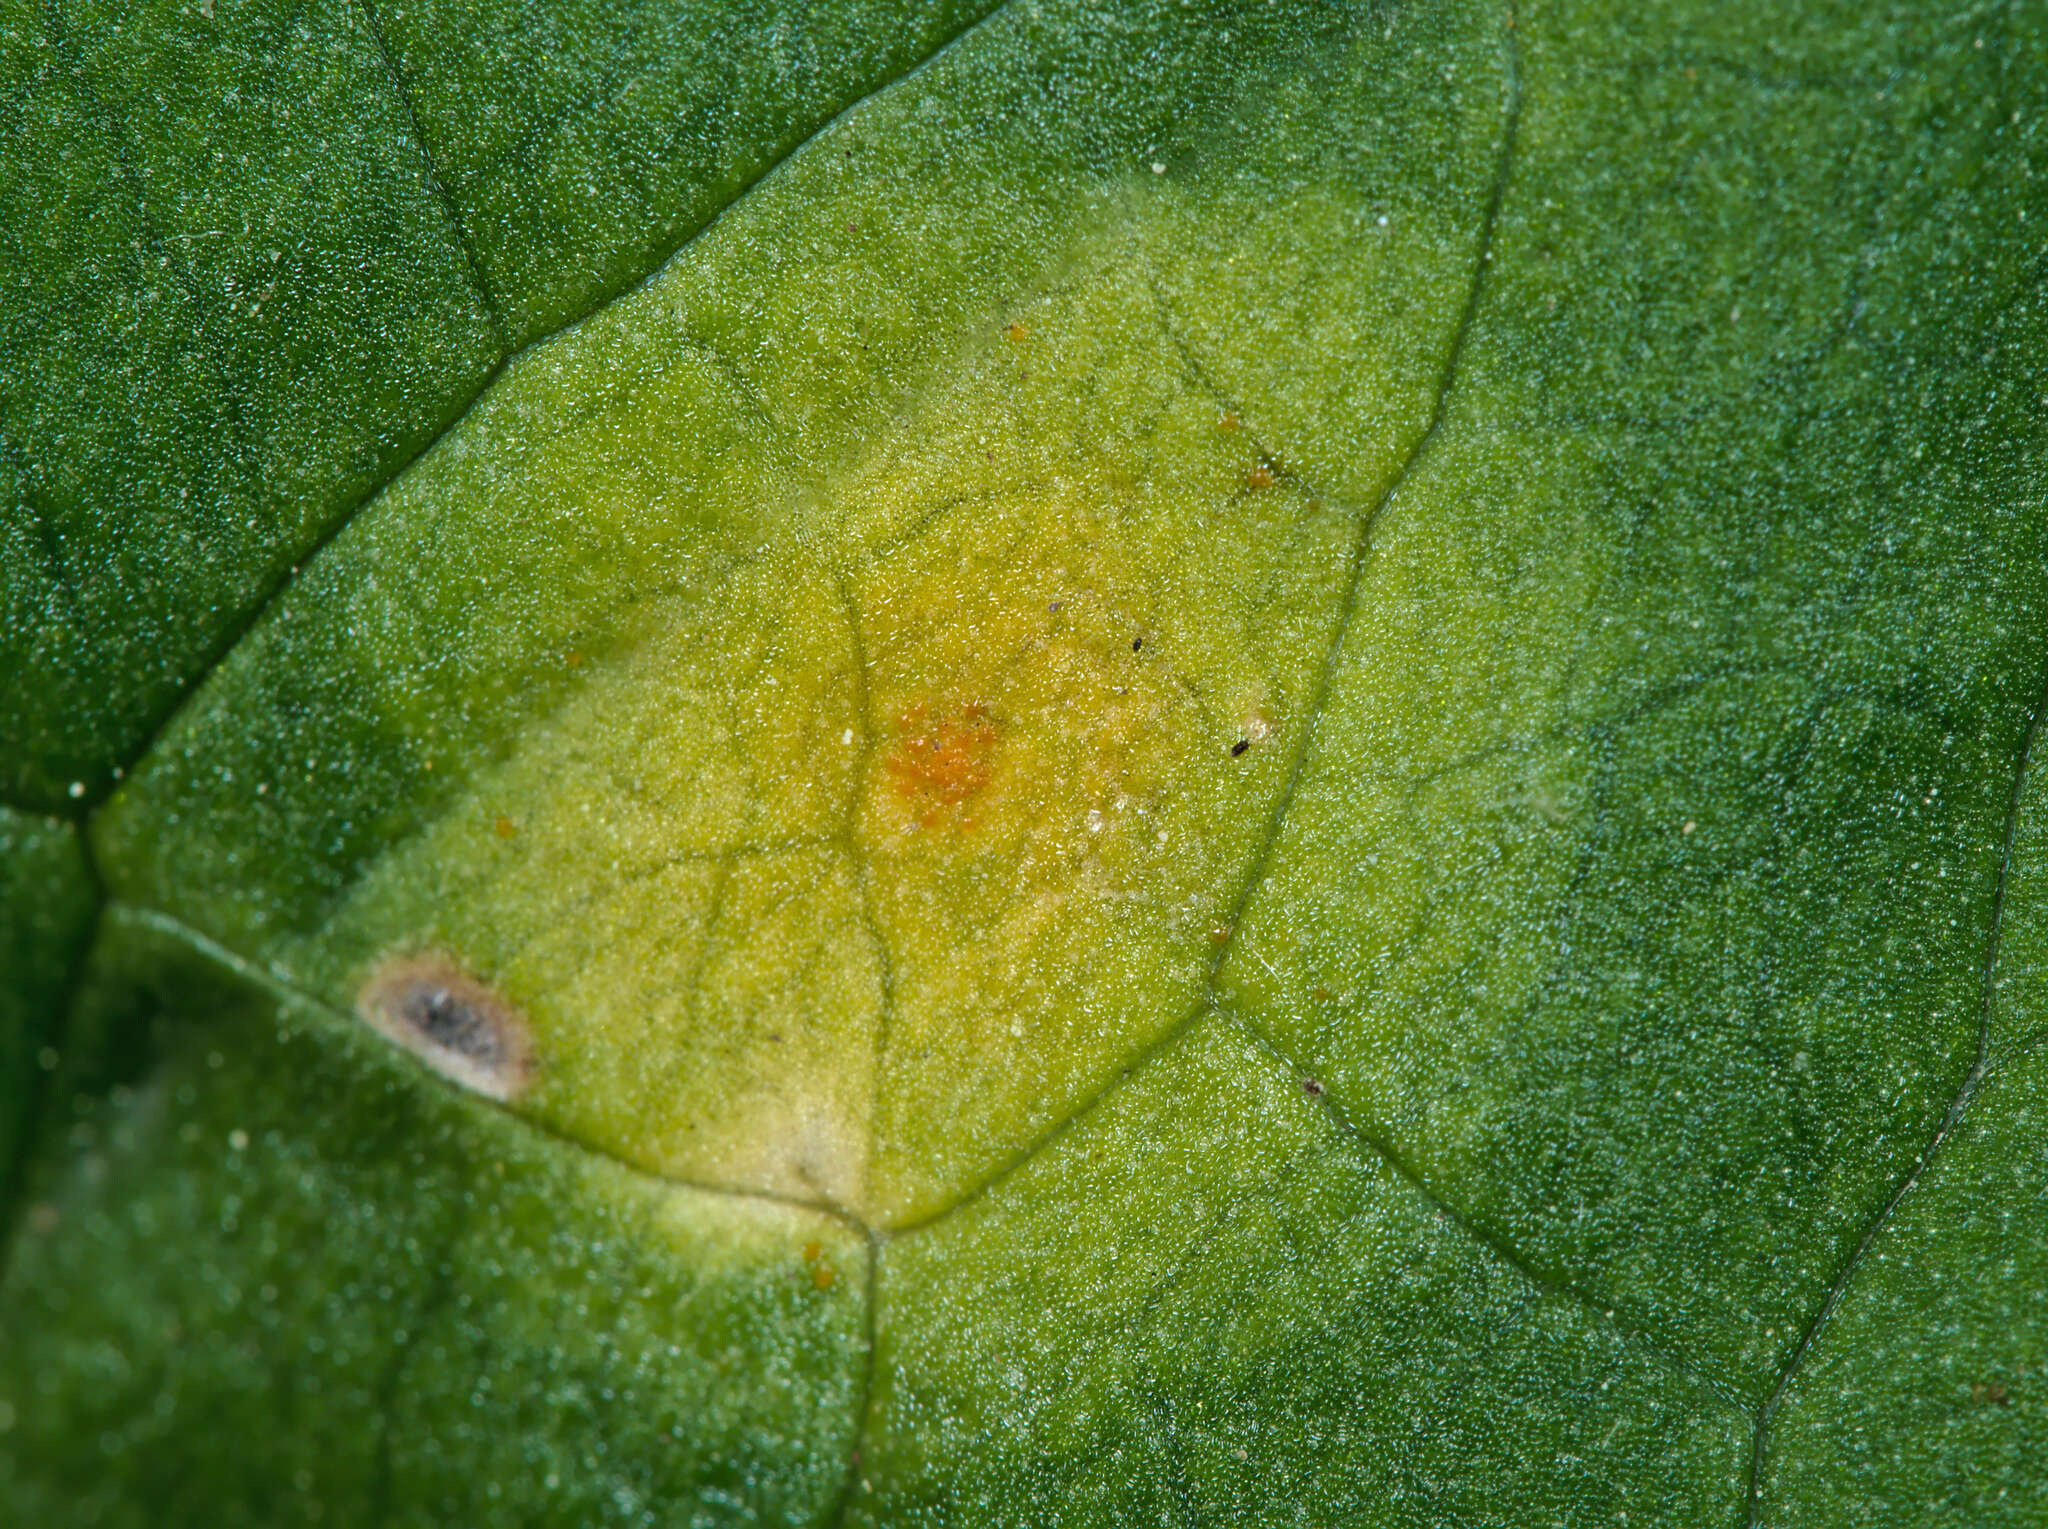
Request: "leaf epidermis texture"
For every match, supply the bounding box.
[5,0,2048,1524]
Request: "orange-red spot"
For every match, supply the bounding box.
[813,1265,838,1290]
[493,816,517,839]
[565,649,585,668]
[1217,410,1242,431]
[802,1241,823,1263]
[1245,463,1277,491]
[1004,321,1030,342]
[886,700,998,828]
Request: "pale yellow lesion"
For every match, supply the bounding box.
[842,440,1348,1221]
[283,549,884,1210]
[298,198,1362,1226]
[502,843,882,1209]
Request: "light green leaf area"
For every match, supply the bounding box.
[5,0,2048,1523]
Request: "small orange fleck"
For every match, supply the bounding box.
[1004,321,1030,342]
[566,649,585,668]
[1246,463,1277,491]
[494,816,517,839]
[886,699,998,828]
[802,1241,823,1263]
[1210,924,1233,945]
[1312,984,1332,1002]
[813,1265,837,1290]
[1217,410,1242,431]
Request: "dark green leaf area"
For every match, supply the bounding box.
[859,1018,1748,1527]
[0,809,96,1215]
[0,911,865,1529]
[0,0,498,811]
[1993,714,2048,1055]
[1223,0,2048,1396]
[377,0,1003,344]
[1764,1036,2048,1526]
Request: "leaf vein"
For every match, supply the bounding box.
[354,0,508,341]
[891,0,1528,1239]
[97,0,1028,808]
[1226,1013,1751,1416]
[1741,624,2048,1525]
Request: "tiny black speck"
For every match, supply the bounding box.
[1231,739,1250,756]
[1131,636,1143,651]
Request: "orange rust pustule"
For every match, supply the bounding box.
[885,700,998,828]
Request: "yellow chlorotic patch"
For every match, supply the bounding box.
[91,10,1518,1245]
[822,240,1359,1221]
[282,204,1371,1225]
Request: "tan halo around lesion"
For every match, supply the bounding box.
[356,950,536,1103]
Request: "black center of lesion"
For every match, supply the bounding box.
[403,982,504,1065]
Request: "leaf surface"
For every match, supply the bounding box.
[3,0,2046,1523]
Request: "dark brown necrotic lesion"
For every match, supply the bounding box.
[355,952,535,1102]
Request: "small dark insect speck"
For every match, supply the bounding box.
[1302,1077,1325,1097]
[1231,739,1250,756]
[1132,636,1144,652]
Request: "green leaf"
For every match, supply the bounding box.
[6,910,866,1526]
[5,0,2047,1523]
[0,0,1003,809]
[0,808,95,1195]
